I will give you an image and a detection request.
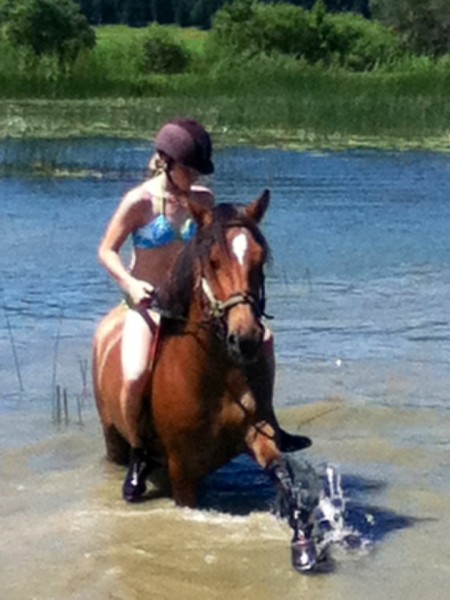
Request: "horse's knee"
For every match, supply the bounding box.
[246,423,281,468]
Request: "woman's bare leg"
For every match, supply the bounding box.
[120,307,159,501]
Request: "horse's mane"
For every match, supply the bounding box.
[159,203,270,320]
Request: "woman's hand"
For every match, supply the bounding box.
[127,278,155,307]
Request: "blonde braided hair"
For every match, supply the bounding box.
[148,152,169,177]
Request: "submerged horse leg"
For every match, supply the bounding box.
[246,422,318,572]
[167,453,199,508]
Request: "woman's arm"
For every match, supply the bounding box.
[98,187,154,305]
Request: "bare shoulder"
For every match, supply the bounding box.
[121,183,153,210]
[190,185,215,209]
[116,183,153,223]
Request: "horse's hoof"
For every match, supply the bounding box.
[291,537,317,573]
[122,449,148,502]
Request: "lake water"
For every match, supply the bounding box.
[1,140,450,599]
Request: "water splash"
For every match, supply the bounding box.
[312,464,372,558]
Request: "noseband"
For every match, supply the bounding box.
[200,277,259,320]
[200,277,272,322]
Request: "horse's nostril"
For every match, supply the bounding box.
[227,333,260,362]
[240,338,259,359]
[228,333,237,348]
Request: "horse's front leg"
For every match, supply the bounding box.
[167,453,199,508]
[246,423,318,572]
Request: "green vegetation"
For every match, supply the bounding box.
[0,0,449,151]
[371,0,450,57]
[207,0,404,70]
[0,0,95,70]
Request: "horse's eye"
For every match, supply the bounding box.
[208,246,221,271]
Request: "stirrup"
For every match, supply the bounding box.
[123,448,148,502]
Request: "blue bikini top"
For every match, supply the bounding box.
[132,195,197,249]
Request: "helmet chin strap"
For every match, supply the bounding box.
[165,158,177,188]
[164,160,190,205]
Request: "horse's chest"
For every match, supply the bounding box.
[213,389,256,432]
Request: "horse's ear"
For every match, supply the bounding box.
[245,189,270,223]
[186,197,213,228]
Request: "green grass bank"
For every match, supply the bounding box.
[1,26,449,152]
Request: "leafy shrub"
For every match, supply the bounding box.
[0,0,95,70]
[138,25,190,74]
[206,0,261,58]
[209,0,406,71]
[319,12,404,70]
[255,3,317,58]
[371,0,450,58]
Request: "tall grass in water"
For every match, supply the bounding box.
[0,26,449,149]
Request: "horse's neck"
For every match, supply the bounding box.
[186,295,225,355]
[186,294,208,331]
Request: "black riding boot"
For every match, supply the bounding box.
[123,447,148,502]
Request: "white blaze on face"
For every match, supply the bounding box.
[232,232,248,265]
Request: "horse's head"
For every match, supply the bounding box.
[187,190,270,364]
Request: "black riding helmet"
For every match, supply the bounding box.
[154,118,214,175]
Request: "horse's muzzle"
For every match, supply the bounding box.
[227,329,263,363]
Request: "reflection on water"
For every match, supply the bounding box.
[2,142,450,598]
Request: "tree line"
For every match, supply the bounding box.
[74,0,449,57]
[76,0,370,28]
[0,0,448,74]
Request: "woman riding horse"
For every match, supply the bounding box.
[94,188,318,571]
[96,118,310,503]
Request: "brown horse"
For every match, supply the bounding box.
[93,190,319,571]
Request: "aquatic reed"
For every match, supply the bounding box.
[51,306,64,421]
[1,294,24,394]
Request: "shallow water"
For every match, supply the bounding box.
[3,400,450,600]
[1,141,450,598]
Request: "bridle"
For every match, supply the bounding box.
[200,272,273,324]
[200,277,263,320]
[150,221,273,325]
[198,223,273,324]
